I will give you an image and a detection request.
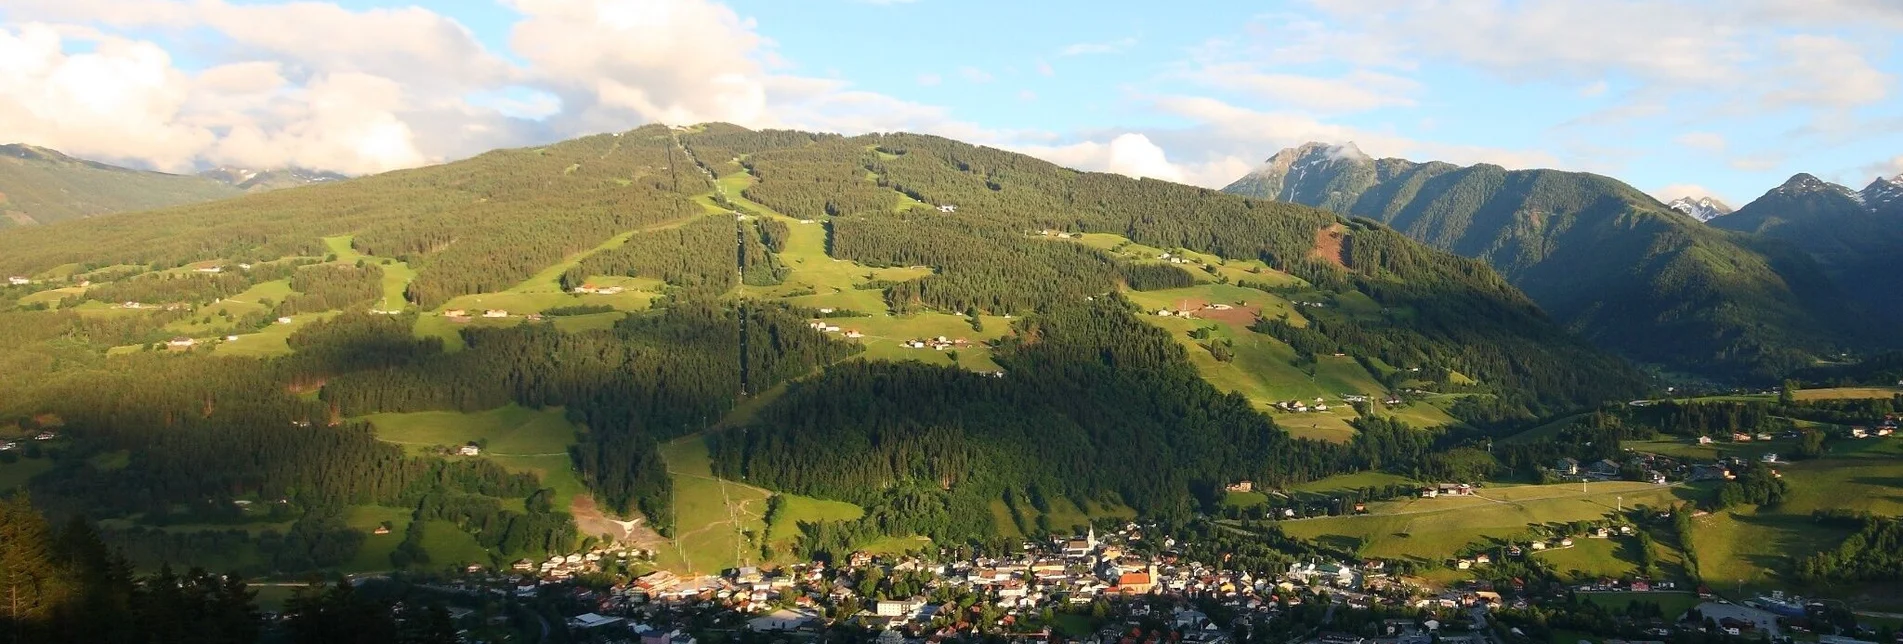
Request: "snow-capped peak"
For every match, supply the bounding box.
[1666,196,1733,222]
[1862,174,1903,210]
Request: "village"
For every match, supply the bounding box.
[382,515,1898,644]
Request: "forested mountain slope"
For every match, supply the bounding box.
[0,124,1645,577]
[1223,143,1868,379]
[0,144,241,228]
[1710,173,1903,327]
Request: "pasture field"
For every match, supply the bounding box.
[16,286,85,307]
[433,289,657,316]
[360,405,587,509]
[1280,481,1689,563]
[510,214,706,295]
[655,435,772,574]
[766,494,863,553]
[842,312,1011,372]
[1577,592,1702,620]
[1687,444,1903,597]
[322,235,415,311]
[344,505,416,573]
[1127,284,1410,441]
[213,311,340,358]
[1290,471,1418,496]
[0,457,54,491]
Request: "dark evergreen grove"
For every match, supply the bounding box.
[0,122,1669,578]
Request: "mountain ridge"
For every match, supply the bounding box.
[1222,142,1869,379]
[0,143,243,228]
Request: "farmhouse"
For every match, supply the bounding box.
[1556,458,1580,475]
[6,276,28,286]
[276,316,294,324]
[458,443,481,456]
[483,309,509,318]
[936,204,957,213]
[1225,480,1254,493]
[194,266,224,274]
[167,337,197,348]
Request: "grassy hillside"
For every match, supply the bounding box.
[1224,145,1867,379]
[0,123,1655,579]
[0,144,240,227]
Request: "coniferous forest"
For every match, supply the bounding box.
[0,122,1688,600]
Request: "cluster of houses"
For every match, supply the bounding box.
[1037,229,1081,240]
[1272,398,1333,413]
[571,284,628,295]
[1850,417,1899,438]
[1153,302,1234,318]
[0,431,59,452]
[901,336,968,351]
[7,276,31,286]
[1418,484,1475,498]
[442,309,537,321]
[805,320,866,339]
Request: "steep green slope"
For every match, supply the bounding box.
[0,144,241,227]
[0,124,1649,573]
[1224,144,1865,379]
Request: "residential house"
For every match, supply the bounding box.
[1556,458,1580,475]
[458,443,481,456]
[936,204,957,213]
[483,309,508,318]
[6,277,28,286]
[444,310,467,318]
[167,337,197,348]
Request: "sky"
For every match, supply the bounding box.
[3,0,1901,206]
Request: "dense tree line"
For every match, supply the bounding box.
[562,215,735,297]
[0,495,262,644]
[1796,512,1903,583]
[711,296,1348,544]
[741,140,897,218]
[275,263,384,314]
[318,301,856,531]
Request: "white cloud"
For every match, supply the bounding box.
[1653,183,1722,203]
[1672,132,1728,154]
[1578,80,1609,98]
[1035,59,1054,77]
[1761,35,1891,108]
[915,73,940,86]
[1014,134,1186,184]
[1860,155,1903,181]
[1059,37,1136,56]
[1017,90,1037,102]
[1186,65,1419,113]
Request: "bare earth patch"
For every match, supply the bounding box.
[1311,224,1348,268]
[571,494,669,551]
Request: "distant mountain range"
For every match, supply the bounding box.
[197,166,347,192]
[1223,143,1877,379]
[1709,172,1903,328]
[1667,196,1733,222]
[0,143,343,228]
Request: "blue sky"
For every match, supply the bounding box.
[3,0,1901,205]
